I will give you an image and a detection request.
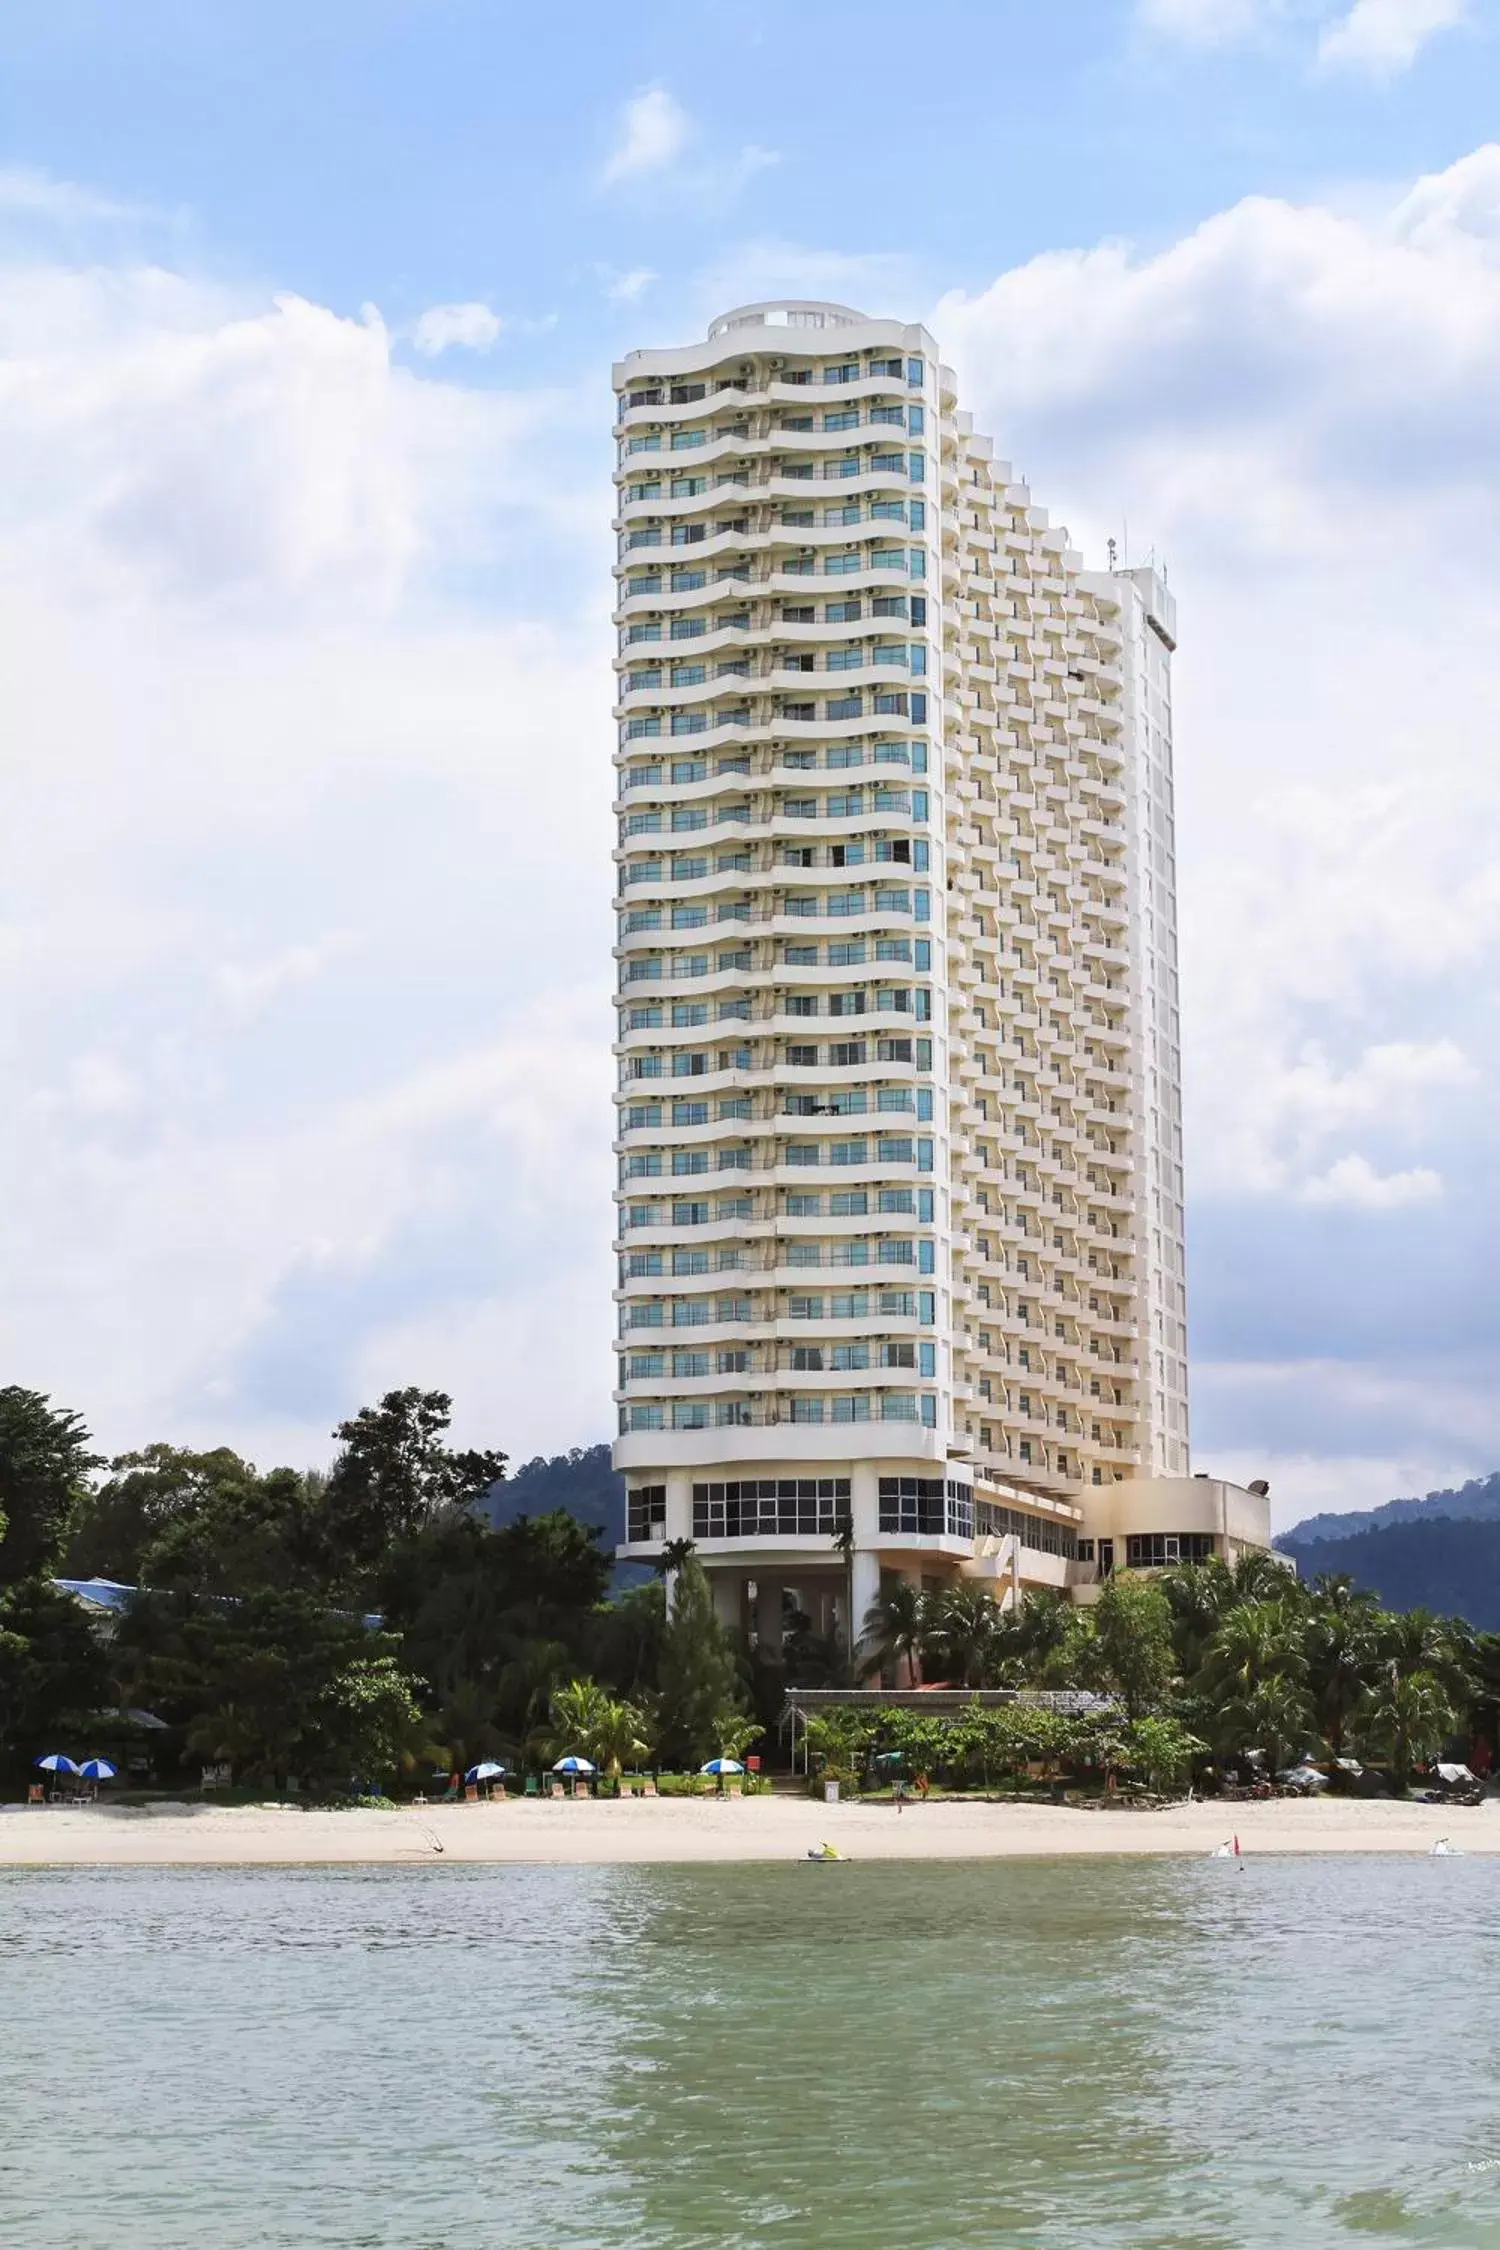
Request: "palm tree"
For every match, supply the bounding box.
[589,1695,652,1780]
[713,1714,763,1765]
[1156,1558,1236,1676]
[1305,1577,1380,1760]
[1375,1608,1474,1706]
[1356,1666,1456,1791]
[1198,1600,1312,1767]
[1199,1599,1308,1705]
[655,1536,696,1576]
[858,1579,930,1686]
[1232,1551,1299,1604]
[1012,1588,1074,1668]
[1222,1674,1316,1773]
[928,1582,1003,1688]
[548,1677,652,1779]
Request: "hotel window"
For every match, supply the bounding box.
[626,1485,668,1542]
[692,1477,850,1539]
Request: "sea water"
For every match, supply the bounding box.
[2,1857,1498,2247]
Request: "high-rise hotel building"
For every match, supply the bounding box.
[610,302,1267,1639]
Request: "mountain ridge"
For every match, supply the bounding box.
[1279,1469,1500,1549]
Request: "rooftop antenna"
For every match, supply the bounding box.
[1106,537,1117,571]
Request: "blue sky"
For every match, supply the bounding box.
[1,0,1498,1524]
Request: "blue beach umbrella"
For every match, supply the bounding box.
[552,1756,595,1774]
[35,1754,79,1775]
[701,1758,744,1776]
[465,1761,507,1782]
[78,1759,117,1782]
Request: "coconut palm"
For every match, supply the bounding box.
[1304,1577,1381,1760]
[997,1587,1073,1677]
[1374,1607,1474,1706]
[1232,1550,1300,1605]
[858,1579,930,1686]
[588,1695,653,1780]
[1199,1599,1308,1704]
[1156,1558,1237,1676]
[548,1676,651,1778]
[928,1581,1005,1688]
[1355,1666,1456,1791]
[1219,1673,1316,1772]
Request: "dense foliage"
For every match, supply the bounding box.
[852,1555,1494,1783]
[0,1387,747,1794]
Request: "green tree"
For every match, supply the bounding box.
[1198,1599,1308,1705]
[1304,1576,1381,1759]
[858,1578,930,1685]
[927,1582,1004,1688]
[1356,1666,1456,1790]
[114,1587,424,1793]
[318,1388,507,1595]
[548,1677,652,1777]
[1225,1675,1316,1772]
[656,1552,743,1768]
[68,1444,329,1598]
[1092,1572,1174,1719]
[0,1580,114,1770]
[712,1713,762,1765]
[0,1388,101,1585]
[1123,1715,1207,1796]
[1155,1558,1237,1677]
[803,1707,873,1782]
[1009,1588,1075,1670]
[592,1579,667,1702]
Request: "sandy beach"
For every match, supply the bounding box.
[1,1792,1494,1866]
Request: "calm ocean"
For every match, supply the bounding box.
[2,1857,1498,2247]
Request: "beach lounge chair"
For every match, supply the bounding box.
[550,1780,565,1799]
[27,1783,44,1807]
[523,1773,540,1797]
[642,1778,657,1797]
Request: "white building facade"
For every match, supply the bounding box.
[609,302,1262,1645]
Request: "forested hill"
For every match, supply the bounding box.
[1281,1469,1500,1548]
[486,1444,625,1550]
[1276,1518,1500,1631]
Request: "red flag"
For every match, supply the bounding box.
[1233,1833,1241,1856]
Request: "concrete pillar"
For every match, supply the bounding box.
[851,1547,881,1657]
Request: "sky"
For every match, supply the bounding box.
[1,0,1498,1528]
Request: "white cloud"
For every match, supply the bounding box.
[1299,1154,1444,1207]
[1204,1447,1482,1531]
[1319,0,1469,75]
[599,88,775,208]
[602,86,691,185]
[410,300,502,356]
[1137,0,1275,42]
[215,934,360,1018]
[0,166,147,225]
[601,266,657,304]
[0,217,614,1464]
